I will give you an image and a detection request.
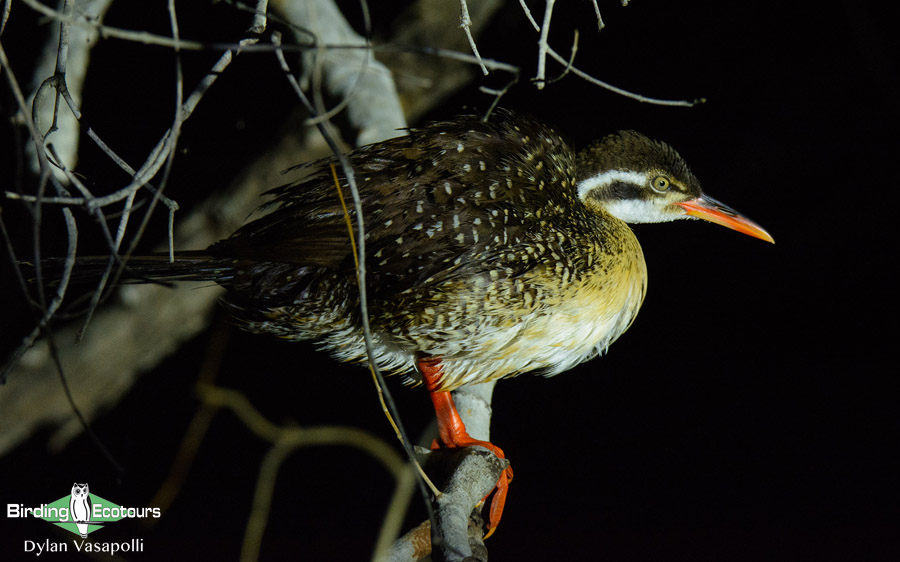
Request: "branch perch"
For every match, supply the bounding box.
[430,448,506,562]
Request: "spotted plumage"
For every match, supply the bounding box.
[72,109,773,390]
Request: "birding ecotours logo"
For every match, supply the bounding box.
[6,483,161,555]
[6,482,161,552]
[6,483,143,537]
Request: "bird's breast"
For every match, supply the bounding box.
[432,226,648,389]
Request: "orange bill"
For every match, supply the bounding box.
[675,195,775,243]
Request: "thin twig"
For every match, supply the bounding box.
[83,128,179,256]
[590,0,605,30]
[74,0,186,342]
[270,22,440,537]
[513,0,697,105]
[14,37,254,219]
[540,28,578,86]
[140,0,184,263]
[372,465,418,562]
[0,39,75,380]
[146,323,229,521]
[193,383,409,562]
[0,0,12,37]
[20,0,207,50]
[0,210,30,309]
[413,45,519,74]
[458,0,488,75]
[546,45,700,106]
[534,0,556,90]
[479,75,519,121]
[517,0,540,32]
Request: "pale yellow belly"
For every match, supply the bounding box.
[434,254,647,389]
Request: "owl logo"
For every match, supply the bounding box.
[69,483,92,538]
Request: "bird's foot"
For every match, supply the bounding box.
[418,355,513,538]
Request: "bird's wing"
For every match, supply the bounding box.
[208,111,581,300]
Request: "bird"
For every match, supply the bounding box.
[58,109,773,536]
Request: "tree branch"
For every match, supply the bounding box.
[430,448,506,562]
[271,0,406,146]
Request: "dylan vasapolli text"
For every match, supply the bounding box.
[24,538,144,556]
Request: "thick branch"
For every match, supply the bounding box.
[431,448,506,562]
[270,0,407,146]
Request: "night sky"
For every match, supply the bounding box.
[1,1,897,560]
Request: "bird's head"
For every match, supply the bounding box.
[575,131,774,243]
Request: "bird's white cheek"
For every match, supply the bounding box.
[603,199,677,224]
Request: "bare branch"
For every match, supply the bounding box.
[372,460,420,562]
[517,0,540,32]
[192,383,411,562]
[0,0,490,458]
[430,448,506,562]
[534,0,556,90]
[479,74,519,119]
[412,45,518,75]
[0,38,79,380]
[541,28,578,86]
[19,0,206,50]
[248,0,269,34]
[591,0,605,30]
[458,0,488,75]
[377,520,432,562]
[545,45,701,106]
[369,0,504,122]
[0,0,11,36]
[515,0,697,105]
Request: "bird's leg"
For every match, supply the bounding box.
[418,355,513,538]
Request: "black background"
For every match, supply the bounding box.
[1,1,898,560]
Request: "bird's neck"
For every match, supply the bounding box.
[580,198,645,270]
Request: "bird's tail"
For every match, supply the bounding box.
[26,252,238,285]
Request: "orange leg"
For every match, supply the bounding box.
[418,356,513,538]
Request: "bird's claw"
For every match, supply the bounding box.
[482,459,513,539]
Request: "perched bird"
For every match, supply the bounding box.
[61,109,773,535]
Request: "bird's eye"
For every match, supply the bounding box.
[651,176,670,192]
